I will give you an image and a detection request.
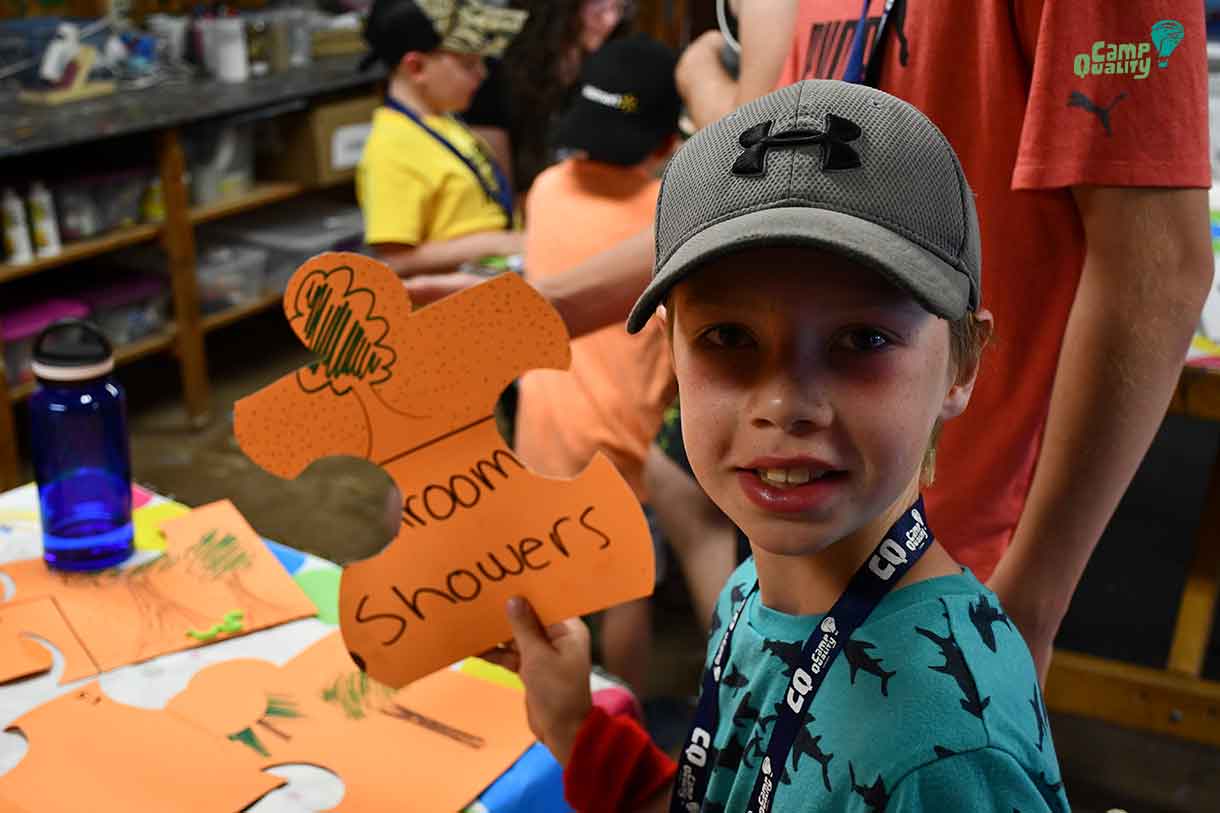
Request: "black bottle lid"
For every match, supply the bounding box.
[31,319,115,383]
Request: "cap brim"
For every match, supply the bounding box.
[552,100,671,166]
[626,207,974,333]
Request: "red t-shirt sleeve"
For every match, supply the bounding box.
[563,706,677,812]
[1012,0,1210,190]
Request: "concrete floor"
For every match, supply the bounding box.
[14,308,1217,813]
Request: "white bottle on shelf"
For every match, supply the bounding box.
[27,181,62,259]
[2,187,34,266]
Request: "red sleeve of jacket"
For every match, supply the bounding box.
[563,706,678,812]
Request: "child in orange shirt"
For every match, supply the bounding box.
[513,34,681,693]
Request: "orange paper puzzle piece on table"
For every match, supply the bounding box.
[166,630,535,812]
[235,253,655,688]
[0,683,282,812]
[0,597,97,685]
[0,501,316,672]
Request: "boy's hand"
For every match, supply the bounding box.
[485,597,593,766]
[402,271,485,305]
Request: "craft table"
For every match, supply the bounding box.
[0,483,577,813]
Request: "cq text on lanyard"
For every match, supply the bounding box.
[670,498,934,813]
[383,96,515,229]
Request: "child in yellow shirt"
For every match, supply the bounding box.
[358,0,527,277]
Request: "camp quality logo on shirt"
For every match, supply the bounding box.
[580,84,639,112]
[1072,19,1184,79]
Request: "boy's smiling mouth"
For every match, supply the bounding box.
[736,457,848,512]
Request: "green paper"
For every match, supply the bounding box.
[294,568,341,624]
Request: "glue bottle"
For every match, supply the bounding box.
[27,181,62,259]
[30,319,134,571]
[2,187,33,265]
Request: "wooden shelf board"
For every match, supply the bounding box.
[201,292,284,334]
[9,327,179,403]
[0,224,161,283]
[189,182,306,226]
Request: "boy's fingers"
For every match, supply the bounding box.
[506,596,549,651]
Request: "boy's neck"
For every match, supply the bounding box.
[388,74,442,118]
[751,487,961,617]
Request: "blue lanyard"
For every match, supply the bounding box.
[670,498,935,813]
[383,96,515,228]
[841,0,902,86]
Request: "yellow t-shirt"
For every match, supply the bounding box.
[357,106,511,245]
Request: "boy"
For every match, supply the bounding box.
[513,34,681,695]
[488,81,1072,811]
[357,0,527,277]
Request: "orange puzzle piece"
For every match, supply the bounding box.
[166,631,535,811]
[0,684,281,812]
[0,597,97,685]
[0,501,316,672]
[235,253,655,687]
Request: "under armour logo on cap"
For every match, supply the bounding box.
[731,113,863,177]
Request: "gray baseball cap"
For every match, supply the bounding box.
[626,80,981,333]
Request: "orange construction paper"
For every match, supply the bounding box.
[0,684,281,812]
[166,631,535,812]
[0,597,97,685]
[235,253,655,687]
[0,501,316,672]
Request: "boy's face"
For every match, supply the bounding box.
[667,246,971,558]
[408,50,487,112]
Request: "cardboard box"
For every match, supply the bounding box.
[262,94,380,186]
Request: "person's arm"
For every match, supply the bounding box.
[988,187,1212,682]
[373,229,524,278]
[482,598,676,812]
[675,0,799,132]
[403,226,654,337]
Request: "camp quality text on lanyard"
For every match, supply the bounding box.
[670,498,934,813]
[383,97,515,228]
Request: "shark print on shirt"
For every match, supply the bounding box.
[843,638,896,696]
[916,602,991,720]
[968,593,1012,652]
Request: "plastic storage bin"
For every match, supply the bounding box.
[78,272,171,346]
[195,243,268,313]
[185,121,255,207]
[109,242,267,316]
[204,197,365,293]
[0,299,90,384]
[54,170,152,241]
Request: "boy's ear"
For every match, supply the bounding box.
[401,51,428,76]
[940,309,993,421]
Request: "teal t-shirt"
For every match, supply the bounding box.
[698,560,1071,812]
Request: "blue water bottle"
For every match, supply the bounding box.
[29,319,134,570]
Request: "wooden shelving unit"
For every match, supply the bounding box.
[189,181,306,227]
[0,61,377,488]
[0,223,161,283]
[200,291,284,334]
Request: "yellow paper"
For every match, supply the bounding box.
[132,501,191,552]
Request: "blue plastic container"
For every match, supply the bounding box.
[29,319,134,571]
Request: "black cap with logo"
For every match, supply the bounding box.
[551,34,682,167]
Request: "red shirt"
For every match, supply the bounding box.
[779,0,1210,578]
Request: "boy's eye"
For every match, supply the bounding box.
[701,324,755,349]
[838,329,892,352]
